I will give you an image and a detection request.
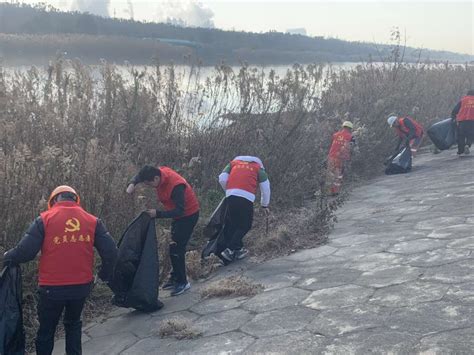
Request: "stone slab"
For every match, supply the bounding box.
[296,268,362,291]
[306,304,391,337]
[369,281,449,307]
[192,308,254,337]
[242,287,310,313]
[82,332,139,355]
[241,306,319,337]
[245,331,327,354]
[302,285,373,310]
[355,265,422,288]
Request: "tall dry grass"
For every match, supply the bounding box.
[0,57,473,349]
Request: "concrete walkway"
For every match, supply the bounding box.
[58,152,474,354]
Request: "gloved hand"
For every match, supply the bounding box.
[2,251,14,268]
[146,209,159,218]
[126,183,135,194]
[261,206,270,216]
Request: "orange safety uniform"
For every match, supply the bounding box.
[39,201,97,286]
[156,167,200,218]
[327,128,353,195]
[456,96,474,121]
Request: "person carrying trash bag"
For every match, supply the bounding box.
[218,156,271,264]
[327,121,355,196]
[450,89,474,156]
[0,265,25,355]
[387,114,424,156]
[126,165,199,296]
[3,185,118,355]
[427,118,457,151]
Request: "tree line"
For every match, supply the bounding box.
[0,3,471,65]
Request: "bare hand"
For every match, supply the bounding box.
[126,184,135,194]
[146,209,157,218]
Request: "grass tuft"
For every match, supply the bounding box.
[200,275,264,299]
[158,318,202,340]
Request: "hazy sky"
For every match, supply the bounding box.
[20,1,474,55]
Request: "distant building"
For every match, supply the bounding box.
[286,28,307,36]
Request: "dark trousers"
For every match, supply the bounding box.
[36,290,86,355]
[223,196,254,251]
[170,212,199,284]
[457,120,474,153]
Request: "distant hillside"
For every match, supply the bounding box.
[0,3,472,65]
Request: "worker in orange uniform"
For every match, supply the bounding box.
[3,186,118,355]
[451,89,474,155]
[387,115,424,156]
[218,156,270,263]
[126,165,200,296]
[327,121,355,196]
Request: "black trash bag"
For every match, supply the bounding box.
[110,213,161,312]
[0,265,25,355]
[201,198,228,260]
[385,147,412,175]
[427,118,457,150]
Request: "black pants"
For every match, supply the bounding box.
[170,212,199,284]
[457,120,474,153]
[36,290,86,355]
[223,196,254,251]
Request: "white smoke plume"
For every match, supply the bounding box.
[71,0,110,17]
[125,0,134,20]
[155,1,214,28]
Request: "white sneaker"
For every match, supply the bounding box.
[464,146,470,155]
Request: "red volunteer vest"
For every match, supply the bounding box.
[39,201,97,286]
[395,117,423,139]
[456,96,474,122]
[328,129,353,161]
[226,160,261,194]
[156,167,199,218]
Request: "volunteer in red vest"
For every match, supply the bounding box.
[387,115,424,155]
[451,89,474,155]
[3,186,117,355]
[127,165,199,296]
[218,156,271,263]
[327,121,355,196]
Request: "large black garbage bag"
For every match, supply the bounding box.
[427,118,457,150]
[0,265,25,355]
[385,147,412,175]
[201,198,228,259]
[110,213,161,312]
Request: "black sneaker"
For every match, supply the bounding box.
[162,278,176,290]
[171,282,191,296]
[234,248,249,260]
[221,248,235,262]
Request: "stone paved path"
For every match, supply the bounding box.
[55,152,474,354]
